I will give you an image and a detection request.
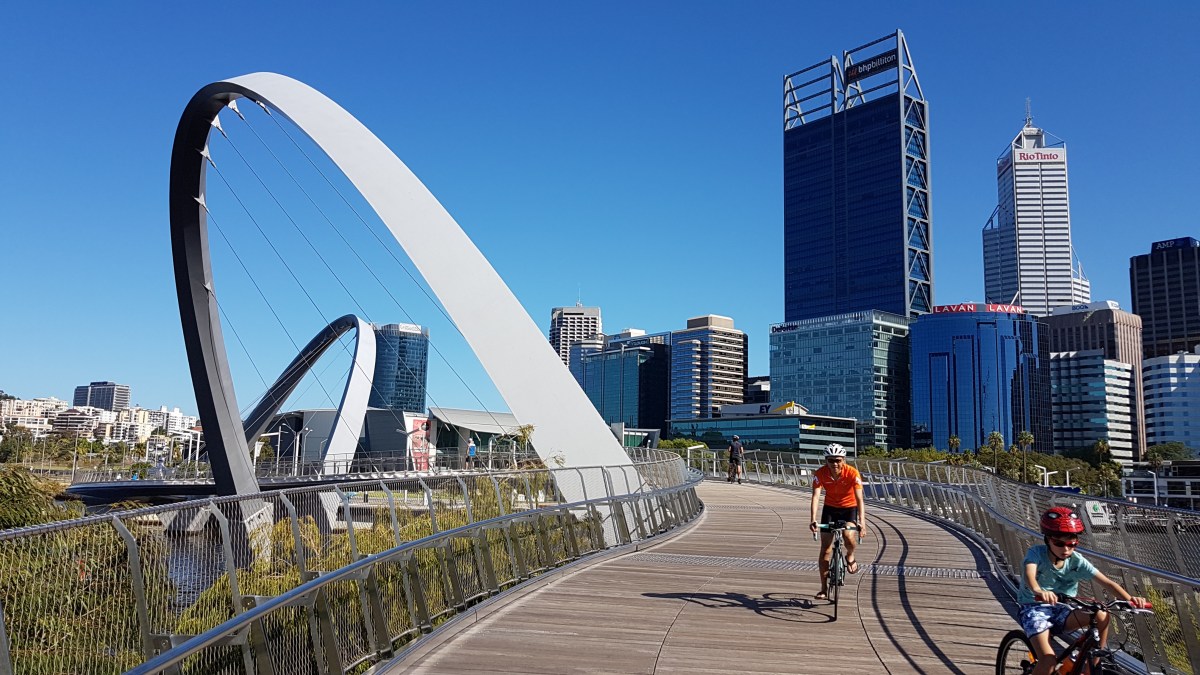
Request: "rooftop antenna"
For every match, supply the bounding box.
[1024,97,1033,127]
[576,284,582,307]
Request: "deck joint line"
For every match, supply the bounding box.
[631,552,988,578]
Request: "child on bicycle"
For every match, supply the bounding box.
[1019,507,1149,675]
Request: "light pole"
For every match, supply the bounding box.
[69,429,83,483]
[1033,464,1058,488]
[293,427,312,476]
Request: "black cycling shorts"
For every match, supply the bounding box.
[820,506,858,526]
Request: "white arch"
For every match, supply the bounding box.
[224,73,629,471]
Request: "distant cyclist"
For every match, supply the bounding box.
[809,443,866,600]
[1018,507,1148,675]
[727,435,744,484]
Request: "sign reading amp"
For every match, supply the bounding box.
[845,49,899,84]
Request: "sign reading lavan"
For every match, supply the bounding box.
[933,303,1026,314]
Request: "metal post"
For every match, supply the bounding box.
[454,476,474,523]
[418,478,438,532]
[110,517,156,661]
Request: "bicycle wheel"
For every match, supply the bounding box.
[995,630,1036,675]
[829,547,844,620]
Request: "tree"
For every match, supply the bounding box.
[1017,430,1034,484]
[1091,438,1112,466]
[986,431,1005,474]
[1146,442,1192,469]
[948,435,961,454]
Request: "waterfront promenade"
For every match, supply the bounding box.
[385,481,1017,674]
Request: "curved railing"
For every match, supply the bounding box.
[0,450,699,675]
[685,449,1200,674]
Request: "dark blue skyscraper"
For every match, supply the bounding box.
[910,304,1050,453]
[369,323,429,413]
[783,31,932,322]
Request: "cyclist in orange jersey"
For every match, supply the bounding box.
[808,443,867,600]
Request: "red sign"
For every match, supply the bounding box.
[933,304,1025,315]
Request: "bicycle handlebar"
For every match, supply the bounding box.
[1043,596,1153,614]
[812,521,860,541]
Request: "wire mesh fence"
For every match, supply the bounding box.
[0,450,695,675]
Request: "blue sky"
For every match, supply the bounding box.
[2,2,1197,417]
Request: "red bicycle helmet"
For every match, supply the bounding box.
[1040,507,1085,536]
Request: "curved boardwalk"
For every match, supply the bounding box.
[386,481,1019,674]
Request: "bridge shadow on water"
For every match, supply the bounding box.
[641,590,834,624]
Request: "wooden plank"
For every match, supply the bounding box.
[386,482,1015,674]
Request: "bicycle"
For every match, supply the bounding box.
[995,596,1154,674]
[812,520,859,620]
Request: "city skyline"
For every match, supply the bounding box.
[2,3,1198,418]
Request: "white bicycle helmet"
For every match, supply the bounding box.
[823,443,847,458]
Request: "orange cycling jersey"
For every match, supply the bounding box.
[813,464,862,508]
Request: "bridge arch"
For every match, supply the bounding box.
[170,73,628,495]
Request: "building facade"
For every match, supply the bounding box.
[548,305,602,367]
[368,323,430,413]
[1049,350,1134,462]
[1044,301,1145,459]
[668,409,856,455]
[1130,237,1200,359]
[769,310,910,449]
[910,304,1051,453]
[983,117,1089,316]
[574,342,669,433]
[666,316,747,420]
[72,381,131,412]
[782,30,932,322]
[1142,346,1200,452]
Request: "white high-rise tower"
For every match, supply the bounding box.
[549,304,602,367]
[983,107,1089,316]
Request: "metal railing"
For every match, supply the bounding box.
[688,449,1200,674]
[0,450,698,675]
[72,447,545,485]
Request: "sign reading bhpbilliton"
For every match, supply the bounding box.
[845,49,899,84]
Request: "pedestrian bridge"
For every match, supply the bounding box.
[1,454,1196,675]
[387,481,1015,674]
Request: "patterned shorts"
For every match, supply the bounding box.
[1019,603,1074,637]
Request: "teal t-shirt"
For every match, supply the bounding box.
[1018,544,1098,604]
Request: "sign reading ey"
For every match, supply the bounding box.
[933,303,1026,314]
[845,49,899,84]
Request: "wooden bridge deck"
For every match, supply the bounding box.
[384,481,1020,674]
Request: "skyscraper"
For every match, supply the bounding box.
[983,113,1090,316]
[72,381,131,412]
[769,310,911,450]
[368,323,429,413]
[1044,301,1145,460]
[783,30,932,321]
[573,342,669,433]
[549,305,602,367]
[1049,351,1134,462]
[1130,237,1200,359]
[1143,346,1200,451]
[667,316,747,420]
[910,304,1051,453]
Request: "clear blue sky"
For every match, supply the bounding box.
[2,2,1197,417]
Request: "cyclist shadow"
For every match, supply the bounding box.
[642,591,835,623]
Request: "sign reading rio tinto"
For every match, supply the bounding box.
[1014,149,1064,163]
[933,303,1026,314]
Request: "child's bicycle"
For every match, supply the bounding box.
[995,596,1153,674]
[812,520,860,620]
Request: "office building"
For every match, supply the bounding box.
[574,341,669,433]
[669,406,856,455]
[1130,237,1200,359]
[1050,351,1134,463]
[72,381,131,412]
[549,305,602,367]
[783,30,932,321]
[744,376,771,405]
[1142,346,1200,452]
[769,310,910,450]
[667,316,747,420]
[369,323,430,413]
[910,304,1051,453]
[983,114,1090,316]
[1044,301,1145,459]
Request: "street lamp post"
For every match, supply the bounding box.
[1033,464,1059,488]
[293,427,312,476]
[69,429,83,484]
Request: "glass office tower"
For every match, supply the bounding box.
[1130,237,1200,359]
[575,343,669,433]
[369,323,430,413]
[910,305,1050,452]
[769,310,911,449]
[783,31,932,322]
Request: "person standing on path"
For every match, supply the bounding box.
[808,443,867,600]
[727,435,744,484]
